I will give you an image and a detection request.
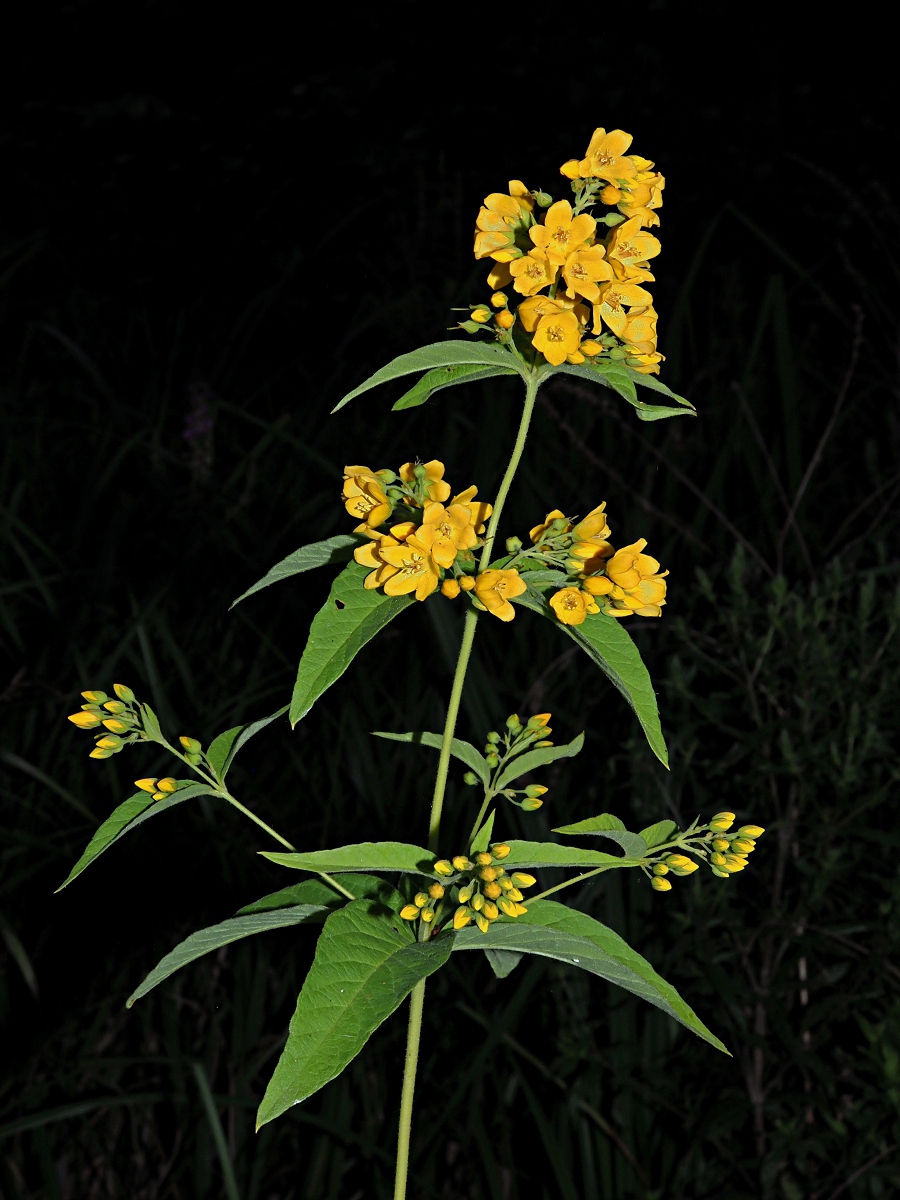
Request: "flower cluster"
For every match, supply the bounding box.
[469,128,664,374]
[66,684,145,759]
[400,843,535,935]
[465,712,553,811]
[646,812,766,893]
[345,460,493,603]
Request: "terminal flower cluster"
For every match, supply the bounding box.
[469,128,664,375]
[644,812,766,893]
[400,843,535,935]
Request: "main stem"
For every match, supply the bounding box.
[393,370,541,1200]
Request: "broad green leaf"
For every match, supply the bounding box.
[513,586,668,768]
[256,901,453,1126]
[453,901,728,1052]
[260,841,436,876]
[55,783,215,891]
[626,369,695,408]
[126,905,327,1008]
[639,820,678,848]
[238,874,404,915]
[470,810,495,854]
[494,733,584,789]
[392,363,518,411]
[484,948,522,979]
[208,706,290,780]
[372,730,489,785]
[553,813,649,859]
[501,840,640,870]
[290,562,414,727]
[332,342,523,412]
[230,535,363,608]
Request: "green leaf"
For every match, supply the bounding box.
[209,706,290,780]
[556,359,695,422]
[501,840,640,869]
[231,535,364,607]
[260,841,436,876]
[552,814,648,859]
[55,783,215,891]
[256,901,453,1126]
[453,901,728,1053]
[290,562,414,727]
[372,730,489,784]
[626,369,695,408]
[470,810,495,854]
[126,905,328,1008]
[639,820,678,848]
[392,363,518,410]
[512,586,668,768]
[494,733,584,789]
[332,342,523,412]
[238,874,404,915]
[484,948,522,979]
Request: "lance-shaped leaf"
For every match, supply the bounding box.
[553,813,649,859]
[638,819,678,848]
[372,730,489,785]
[453,901,728,1053]
[260,841,437,876]
[494,732,584,789]
[238,873,403,915]
[290,562,415,727]
[56,783,216,891]
[393,362,518,411]
[555,359,696,422]
[231,535,364,608]
[332,341,524,412]
[513,586,668,768]
[627,369,695,409]
[471,810,495,853]
[257,901,453,1127]
[126,905,329,1007]
[500,840,641,869]
[206,706,289,780]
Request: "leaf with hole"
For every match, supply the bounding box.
[332,341,523,412]
[494,733,584,789]
[372,730,489,784]
[392,362,518,410]
[260,841,437,876]
[290,562,415,727]
[231,535,364,607]
[453,901,727,1052]
[256,901,453,1126]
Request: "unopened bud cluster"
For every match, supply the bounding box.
[478,712,554,811]
[400,843,535,934]
[66,684,145,759]
[647,812,766,893]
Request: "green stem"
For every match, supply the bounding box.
[529,865,613,903]
[393,977,426,1200]
[466,790,495,850]
[478,371,541,570]
[427,608,479,853]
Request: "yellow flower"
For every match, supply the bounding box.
[617,171,665,227]
[450,485,492,534]
[487,262,513,291]
[380,533,441,601]
[509,249,558,296]
[496,309,515,330]
[532,309,582,366]
[473,189,533,261]
[583,538,668,618]
[562,245,613,303]
[398,459,452,503]
[549,587,600,626]
[474,569,527,622]
[573,502,611,542]
[529,508,570,542]
[442,578,461,599]
[416,501,479,568]
[529,200,596,265]
[561,128,638,183]
[605,217,661,282]
[626,351,664,375]
[620,306,658,354]
[517,294,564,333]
[568,503,615,573]
[354,531,405,590]
[343,465,392,528]
[591,281,654,337]
[606,539,662,590]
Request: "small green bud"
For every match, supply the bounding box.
[102,700,128,714]
[179,736,203,754]
[113,684,136,703]
[413,464,427,481]
[652,862,669,876]
[463,771,479,786]
[534,739,554,748]
[521,797,543,811]
[533,191,553,207]
[505,536,523,553]
[81,690,108,703]
[486,731,501,744]
[524,784,548,799]
[506,714,522,732]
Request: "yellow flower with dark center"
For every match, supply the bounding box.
[474,569,527,622]
[606,217,661,282]
[532,310,582,366]
[379,534,441,601]
[529,200,596,265]
[510,249,558,297]
[450,485,492,534]
[560,128,638,183]
[416,501,479,569]
[398,460,452,503]
[591,282,654,337]
[562,245,613,303]
[549,587,600,626]
[343,465,392,528]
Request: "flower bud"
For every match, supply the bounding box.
[101,718,132,734]
[508,887,524,901]
[521,798,543,811]
[441,578,461,599]
[452,855,473,871]
[471,893,485,912]
[506,714,522,732]
[732,838,756,854]
[156,778,178,794]
[710,852,727,867]
[475,913,490,934]
[102,700,127,714]
[471,307,492,324]
[484,881,502,899]
[711,866,731,879]
[723,856,746,873]
[459,576,476,591]
[68,711,102,729]
[453,907,471,929]
[666,855,698,875]
[475,852,492,866]
[709,811,736,832]
[400,905,420,920]
[510,872,536,888]
[580,340,603,356]
[89,746,115,759]
[113,684,136,703]
[134,778,158,794]
[600,185,622,204]
[428,883,445,900]
[179,736,202,754]
[524,785,548,799]
[738,825,765,839]
[496,310,516,330]
[513,902,528,916]
[651,876,672,892]
[499,897,518,917]
[414,892,429,908]
[499,877,514,891]
[421,907,435,922]
[458,883,474,904]
[712,838,730,852]
[533,740,553,748]
[652,862,669,876]
[486,731,501,744]
[533,191,553,207]
[483,902,499,920]
[433,859,454,876]
[81,690,108,703]
[491,843,511,859]
[94,735,122,750]
[505,536,523,554]
[491,292,508,308]
[479,866,498,882]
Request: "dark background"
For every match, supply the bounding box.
[2,4,899,1198]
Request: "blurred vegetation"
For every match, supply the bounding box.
[2,9,899,1198]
